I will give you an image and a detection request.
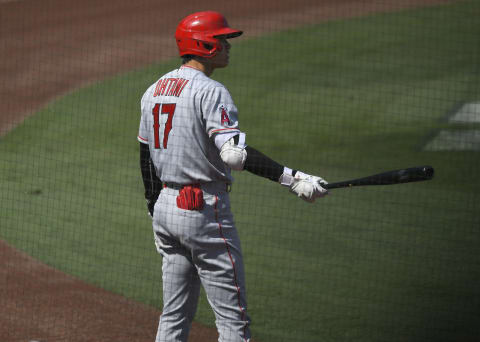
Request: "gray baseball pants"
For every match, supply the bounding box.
[152,181,251,342]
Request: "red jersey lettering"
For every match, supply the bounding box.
[155,78,189,97]
[174,79,189,97]
[221,106,231,126]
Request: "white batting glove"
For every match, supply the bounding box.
[280,168,328,203]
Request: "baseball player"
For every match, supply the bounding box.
[138,11,328,342]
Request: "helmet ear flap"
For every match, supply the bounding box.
[196,41,220,56]
[203,43,213,50]
[180,40,217,57]
[203,42,220,56]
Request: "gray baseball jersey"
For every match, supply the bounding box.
[138,65,251,342]
[138,65,241,185]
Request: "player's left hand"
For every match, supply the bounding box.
[146,199,155,217]
[290,171,328,203]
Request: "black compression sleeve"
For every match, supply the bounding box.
[139,142,162,201]
[244,145,285,182]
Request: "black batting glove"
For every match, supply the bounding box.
[146,199,156,217]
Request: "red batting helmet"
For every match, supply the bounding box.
[175,11,243,58]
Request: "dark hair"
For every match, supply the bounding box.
[181,55,196,64]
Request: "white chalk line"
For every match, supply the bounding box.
[424,102,480,151]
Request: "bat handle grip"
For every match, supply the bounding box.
[319,182,330,189]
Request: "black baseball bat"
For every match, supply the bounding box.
[322,165,434,190]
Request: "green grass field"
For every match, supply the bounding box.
[1,1,479,341]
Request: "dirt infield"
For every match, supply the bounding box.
[0,0,455,341]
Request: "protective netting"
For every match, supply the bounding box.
[1,1,479,341]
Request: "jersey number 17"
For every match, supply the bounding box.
[152,103,176,149]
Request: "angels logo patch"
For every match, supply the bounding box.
[220,106,231,126]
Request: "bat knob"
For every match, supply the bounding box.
[423,166,434,179]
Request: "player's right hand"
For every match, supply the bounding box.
[289,171,328,203]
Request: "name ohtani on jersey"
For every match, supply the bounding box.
[153,77,189,97]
